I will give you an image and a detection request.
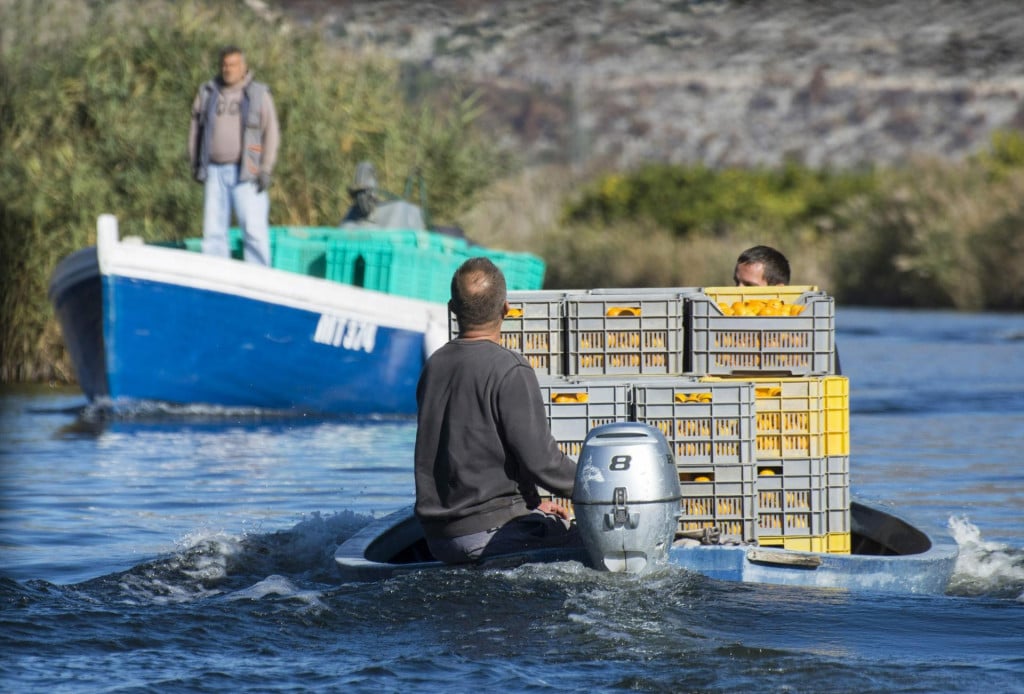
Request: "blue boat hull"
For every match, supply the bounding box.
[334,501,959,595]
[49,215,450,416]
[102,275,426,414]
[666,502,957,594]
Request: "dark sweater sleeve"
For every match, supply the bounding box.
[497,363,577,497]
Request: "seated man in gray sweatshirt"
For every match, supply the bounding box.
[414,257,580,563]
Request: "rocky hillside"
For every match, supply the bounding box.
[269,0,1024,170]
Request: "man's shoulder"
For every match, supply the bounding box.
[246,80,271,97]
[435,339,529,368]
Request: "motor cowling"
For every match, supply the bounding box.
[572,422,681,573]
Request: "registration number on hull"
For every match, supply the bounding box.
[313,314,378,353]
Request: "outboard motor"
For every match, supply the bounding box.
[572,422,681,573]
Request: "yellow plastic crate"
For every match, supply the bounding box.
[757,532,851,554]
[705,376,849,459]
[696,285,819,307]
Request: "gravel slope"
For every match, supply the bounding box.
[271,0,1024,169]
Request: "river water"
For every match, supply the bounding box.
[2,308,1022,692]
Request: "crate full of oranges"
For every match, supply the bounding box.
[685,286,837,376]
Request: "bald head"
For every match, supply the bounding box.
[450,257,507,333]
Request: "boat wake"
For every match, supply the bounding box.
[69,398,414,426]
[946,516,1024,602]
[50,399,414,438]
[10,512,1019,608]
[68,511,375,606]
[80,397,319,421]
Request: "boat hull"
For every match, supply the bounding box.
[49,246,109,399]
[48,215,449,415]
[666,502,957,594]
[334,501,959,595]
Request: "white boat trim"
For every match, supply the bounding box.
[95,214,449,336]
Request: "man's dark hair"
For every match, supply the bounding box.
[736,245,790,285]
[450,257,507,330]
[219,45,244,62]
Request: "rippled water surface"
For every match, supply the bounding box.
[2,308,1023,692]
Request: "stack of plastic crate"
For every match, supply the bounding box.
[325,231,545,301]
[688,286,849,553]
[741,375,851,553]
[459,284,848,552]
[632,378,759,542]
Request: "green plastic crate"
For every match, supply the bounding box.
[272,233,329,277]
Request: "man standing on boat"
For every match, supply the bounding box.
[414,257,581,564]
[189,46,279,266]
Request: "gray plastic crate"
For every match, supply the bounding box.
[677,462,758,542]
[589,286,701,296]
[632,378,757,465]
[449,290,566,376]
[754,455,850,539]
[539,379,631,460]
[566,292,685,376]
[686,290,836,376]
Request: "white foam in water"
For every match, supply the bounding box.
[228,574,300,600]
[81,397,296,421]
[227,574,328,610]
[114,530,244,605]
[947,515,1024,602]
[107,511,374,605]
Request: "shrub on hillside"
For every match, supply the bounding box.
[563,160,877,238]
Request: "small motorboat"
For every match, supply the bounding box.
[335,501,958,595]
[335,424,958,595]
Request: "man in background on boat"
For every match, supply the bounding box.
[734,244,842,373]
[414,257,580,564]
[189,45,280,266]
[340,160,427,231]
[734,245,790,286]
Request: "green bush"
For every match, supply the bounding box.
[563,159,878,238]
[830,155,1024,310]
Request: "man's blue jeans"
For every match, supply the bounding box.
[202,163,271,266]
